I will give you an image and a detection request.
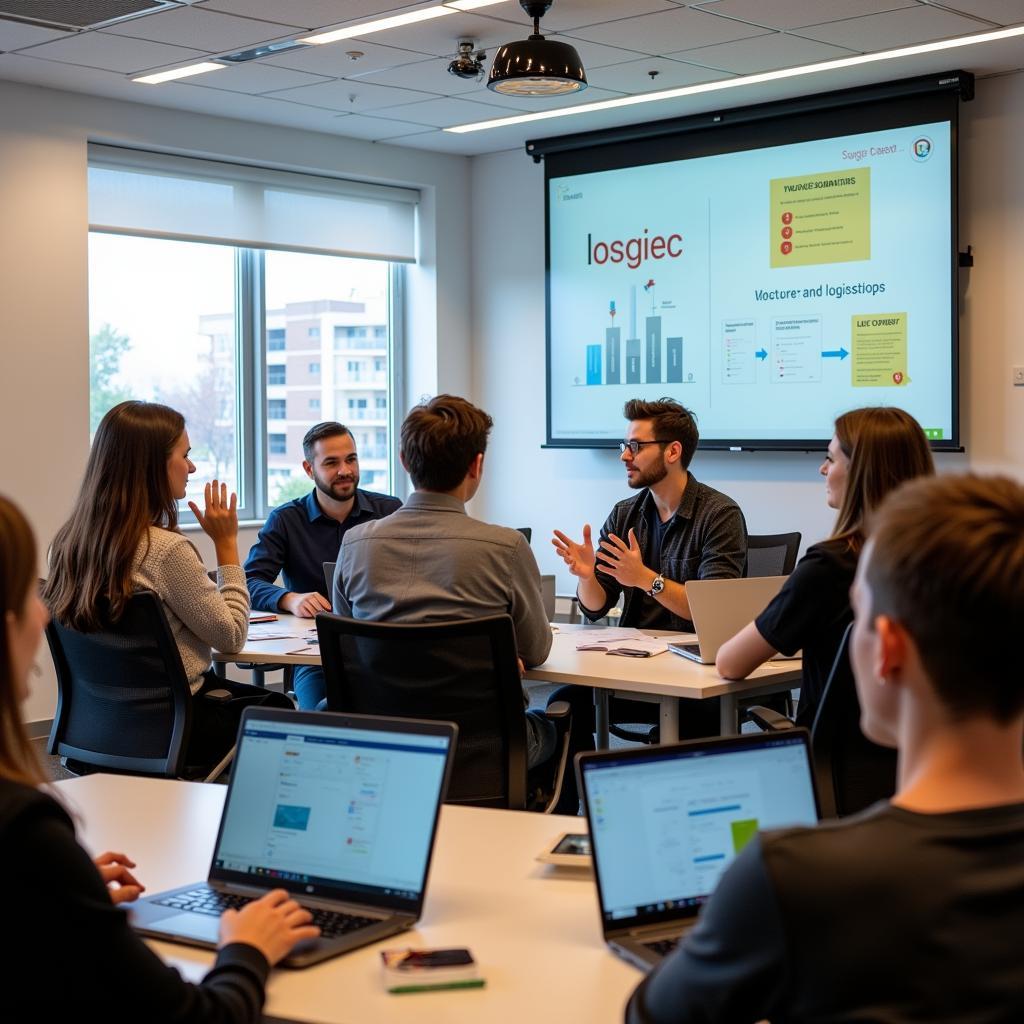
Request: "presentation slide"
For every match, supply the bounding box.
[547,118,954,446]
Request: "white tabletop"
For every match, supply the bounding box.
[58,774,638,1024]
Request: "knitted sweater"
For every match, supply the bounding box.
[132,527,249,692]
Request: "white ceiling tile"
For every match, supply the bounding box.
[107,7,302,51]
[795,5,994,49]
[565,6,772,55]
[199,0,416,31]
[332,112,443,139]
[262,37,429,76]
[690,0,918,32]
[478,0,684,32]
[351,55,487,96]
[0,19,71,50]
[586,55,734,93]
[365,94,529,126]
[390,127,495,153]
[264,76,438,112]
[552,35,660,70]
[22,30,206,73]
[931,0,1024,24]
[671,32,858,73]
[185,60,331,94]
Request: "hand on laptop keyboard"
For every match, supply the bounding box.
[219,889,320,966]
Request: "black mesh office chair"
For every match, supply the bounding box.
[746,622,897,819]
[317,612,570,811]
[45,591,233,781]
[745,532,801,578]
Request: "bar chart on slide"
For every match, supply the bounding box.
[576,284,695,388]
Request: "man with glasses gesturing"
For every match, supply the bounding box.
[549,399,746,783]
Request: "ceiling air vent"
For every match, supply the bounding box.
[0,0,178,32]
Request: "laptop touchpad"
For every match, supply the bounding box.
[155,913,221,943]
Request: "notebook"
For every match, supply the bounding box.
[669,576,794,664]
[577,730,819,971]
[131,707,457,968]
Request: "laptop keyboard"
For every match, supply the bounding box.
[642,936,680,957]
[153,887,377,938]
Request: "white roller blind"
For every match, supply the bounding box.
[88,144,419,263]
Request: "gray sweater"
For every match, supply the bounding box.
[132,527,249,692]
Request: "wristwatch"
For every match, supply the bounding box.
[647,573,665,597]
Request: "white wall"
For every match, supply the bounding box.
[471,72,1024,589]
[0,80,472,725]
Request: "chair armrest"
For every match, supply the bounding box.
[746,705,796,732]
[544,700,571,721]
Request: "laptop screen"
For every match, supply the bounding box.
[209,712,452,912]
[580,733,818,931]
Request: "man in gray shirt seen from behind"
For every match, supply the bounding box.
[333,394,555,768]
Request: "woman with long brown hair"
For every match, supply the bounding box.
[1,494,316,1019]
[43,400,291,764]
[717,406,935,726]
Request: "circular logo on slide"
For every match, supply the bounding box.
[781,226,793,239]
[911,137,932,162]
[893,371,904,384]
[780,241,793,255]
[781,211,793,225]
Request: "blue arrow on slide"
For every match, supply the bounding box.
[755,348,767,361]
[822,347,849,360]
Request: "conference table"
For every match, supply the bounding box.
[58,773,637,1024]
[214,617,801,744]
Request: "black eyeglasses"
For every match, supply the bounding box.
[619,440,671,456]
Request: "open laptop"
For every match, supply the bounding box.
[577,730,819,971]
[670,576,792,664]
[323,560,336,597]
[131,707,457,968]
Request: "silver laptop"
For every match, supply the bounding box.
[323,560,336,597]
[131,707,456,968]
[577,730,819,971]
[670,576,790,664]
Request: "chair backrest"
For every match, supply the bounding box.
[811,621,898,818]
[515,526,532,545]
[745,532,801,578]
[540,574,556,620]
[323,561,336,595]
[45,591,195,777]
[317,612,529,809]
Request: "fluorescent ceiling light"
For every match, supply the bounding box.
[301,0,505,44]
[133,62,225,84]
[446,23,1024,133]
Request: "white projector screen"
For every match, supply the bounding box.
[544,85,960,450]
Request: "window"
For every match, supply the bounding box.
[88,146,411,517]
[374,357,385,374]
[374,326,387,338]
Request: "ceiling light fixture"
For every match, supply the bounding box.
[488,0,587,96]
[449,22,1024,132]
[300,0,505,46]
[132,61,225,84]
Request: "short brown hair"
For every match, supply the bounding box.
[623,398,699,468]
[302,421,352,462]
[401,395,493,492]
[831,407,934,552]
[865,474,1024,722]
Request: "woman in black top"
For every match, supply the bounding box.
[717,407,933,725]
[0,495,318,1022]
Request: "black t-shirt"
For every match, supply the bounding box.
[754,539,858,725]
[627,800,1024,1024]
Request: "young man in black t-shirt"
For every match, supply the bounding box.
[627,474,1024,1024]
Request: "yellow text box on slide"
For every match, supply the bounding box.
[852,313,909,387]
[770,168,870,268]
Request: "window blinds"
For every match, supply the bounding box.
[88,144,419,263]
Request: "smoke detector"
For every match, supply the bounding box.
[447,39,487,81]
